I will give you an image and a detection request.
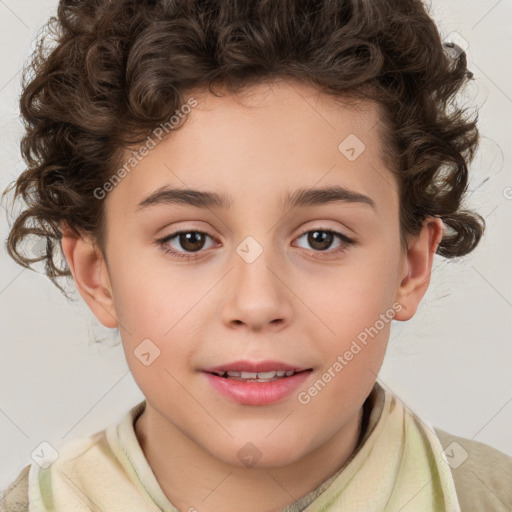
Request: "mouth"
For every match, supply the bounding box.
[206,369,312,383]
[202,366,314,405]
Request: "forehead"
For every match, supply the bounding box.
[107,79,397,218]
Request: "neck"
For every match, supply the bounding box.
[134,403,366,512]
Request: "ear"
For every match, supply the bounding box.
[394,216,444,321]
[60,222,118,329]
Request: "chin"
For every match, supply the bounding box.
[207,437,308,470]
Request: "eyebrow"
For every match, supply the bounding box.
[136,185,376,212]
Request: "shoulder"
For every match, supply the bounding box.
[434,427,512,511]
[0,465,30,512]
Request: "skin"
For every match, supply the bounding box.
[61,78,443,512]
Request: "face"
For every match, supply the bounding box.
[73,79,419,467]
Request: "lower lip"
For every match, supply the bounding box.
[203,371,312,405]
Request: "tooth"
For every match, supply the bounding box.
[227,371,241,377]
[285,370,294,376]
[240,371,258,379]
[257,371,277,379]
[276,371,286,377]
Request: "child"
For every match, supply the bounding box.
[1,0,511,510]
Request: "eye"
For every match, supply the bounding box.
[293,228,354,257]
[156,230,217,260]
[156,227,355,262]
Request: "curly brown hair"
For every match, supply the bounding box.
[2,0,485,297]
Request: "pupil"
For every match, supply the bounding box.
[180,232,205,252]
[309,230,332,251]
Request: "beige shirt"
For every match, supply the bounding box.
[2,384,511,511]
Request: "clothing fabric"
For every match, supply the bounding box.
[1,381,511,511]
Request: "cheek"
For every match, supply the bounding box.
[301,283,393,416]
[297,249,399,368]
[110,252,208,336]
[303,259,397,331]
[109,259,209,381]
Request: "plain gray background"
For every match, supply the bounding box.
[1,0,511,491]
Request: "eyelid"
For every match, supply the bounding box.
[295,226,354,243]
[156,228,218,254]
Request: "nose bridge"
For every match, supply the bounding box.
[236,235,278,288]
[220,233,293,330]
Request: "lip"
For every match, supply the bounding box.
[202,360,311,373]
[202,368,313,405]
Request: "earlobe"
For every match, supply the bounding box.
[394,217,444,321]
[60,223,118,329]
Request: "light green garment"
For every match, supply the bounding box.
[24,381,461,511]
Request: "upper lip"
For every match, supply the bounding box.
[202,360,312,373]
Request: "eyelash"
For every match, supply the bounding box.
[156,228,355,261]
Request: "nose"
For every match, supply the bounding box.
[220,240,294,332]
